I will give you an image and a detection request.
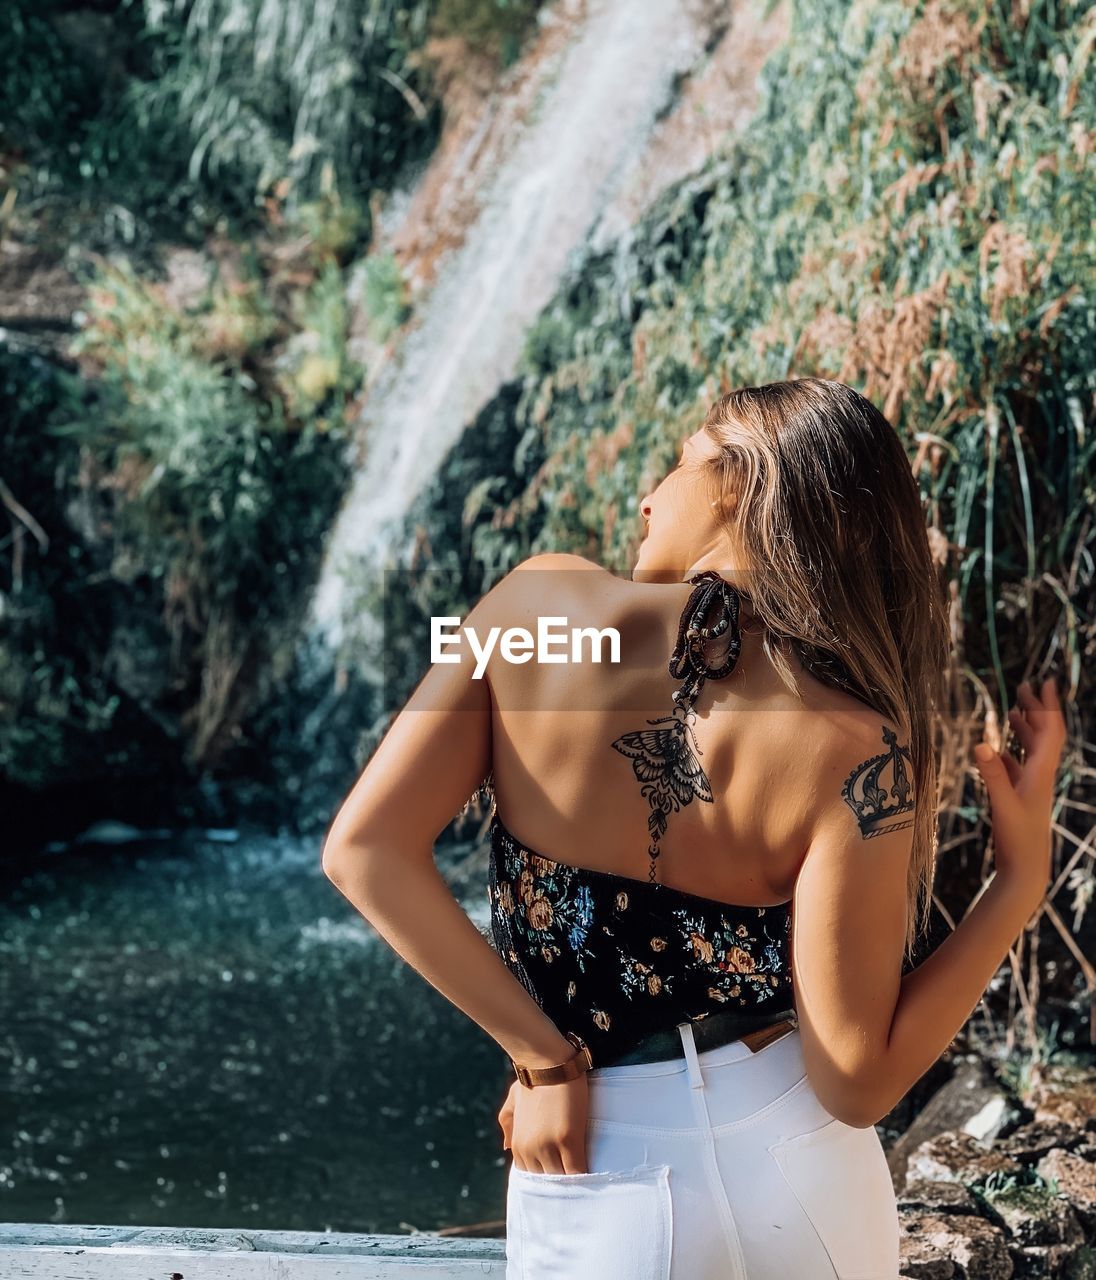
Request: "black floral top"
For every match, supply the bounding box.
[487,809,796,1068]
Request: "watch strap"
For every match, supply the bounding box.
[512,1032,593,1087]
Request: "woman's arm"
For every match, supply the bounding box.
[793,678,1066,1129]
[322,848,575,1069]
[326,846,592,1174]
[864,871,1043,1125]
[320,557,576,1070]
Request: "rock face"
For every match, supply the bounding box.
[887,1059,1024,1188]
[892,1058,1096,1279]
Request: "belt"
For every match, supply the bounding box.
[600,1008,799,1068]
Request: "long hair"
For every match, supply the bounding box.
[699,377,950,965]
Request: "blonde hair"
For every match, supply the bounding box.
[700,377,950,965]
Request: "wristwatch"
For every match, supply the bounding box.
[511,1031,593,1087]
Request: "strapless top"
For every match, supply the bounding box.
[486,809,795,1068]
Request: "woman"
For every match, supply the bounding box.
[322,377,1065,1279]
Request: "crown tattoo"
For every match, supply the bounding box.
[840,724,915,839]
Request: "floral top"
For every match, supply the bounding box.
[486,809,796,1068]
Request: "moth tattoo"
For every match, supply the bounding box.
[611,703,714,854]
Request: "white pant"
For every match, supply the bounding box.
[505,1021,900,1279]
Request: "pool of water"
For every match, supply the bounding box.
[0,826,510,1234]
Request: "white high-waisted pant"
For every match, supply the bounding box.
[504,1020,900,1280]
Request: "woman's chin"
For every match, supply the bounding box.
[633,541,683,583]
[632,556,670,584]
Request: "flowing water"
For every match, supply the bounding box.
[310,0,721,647]
[1,826,506,1234]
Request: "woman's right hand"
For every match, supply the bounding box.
[497,1073,590,1174]
[973,677,1067,898]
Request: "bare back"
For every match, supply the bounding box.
[484,558,880,909]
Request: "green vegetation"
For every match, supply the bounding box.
[972,1170,1065,1234]
[984,1170,1062,1197]
[0,348,126,791]
[0,0,547,811]
[1,0,545,245]
[360,250,415,345]
[431,0,546,65]
[2,202,363,785]
[1,0,437,249]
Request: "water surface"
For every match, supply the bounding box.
[0,827,509,1234]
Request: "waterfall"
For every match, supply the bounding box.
[308,0,787,652]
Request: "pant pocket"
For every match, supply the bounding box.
[507,1162,673,1280]
[766,1118,900,1280]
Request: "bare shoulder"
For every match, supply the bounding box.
[467,553,612,628]
[505,553,615,608]
[510,552,609,576]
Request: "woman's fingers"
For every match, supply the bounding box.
[1009,679,1067,772]
[1000,751,1023,787]
[1029,681,1067,771]
[1016,679,1041,713]
[1008,706,1034,753]
[1040,677,1067,736]
[511,1145,585,1175]
[1018,677,1064,728]
[498,1087,515,1150]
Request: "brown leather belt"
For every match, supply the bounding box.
[602,1007,799,1068]
[737,1016,800,1054]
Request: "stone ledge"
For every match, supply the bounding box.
[0,1223,506,1278]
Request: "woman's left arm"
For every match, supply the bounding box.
[320,563,576,1072]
